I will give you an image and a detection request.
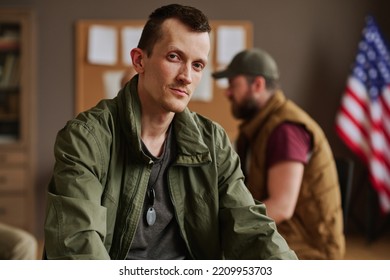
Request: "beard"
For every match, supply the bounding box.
[231,95,260,121]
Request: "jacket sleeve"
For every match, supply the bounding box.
[44,120,110,259]
[215,127,298,260]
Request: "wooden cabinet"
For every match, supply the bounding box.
[0,9,36,233]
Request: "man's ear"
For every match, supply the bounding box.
[253,76,267,92]
[131,48,144,73]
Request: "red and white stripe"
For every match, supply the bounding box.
[335,76,390,213]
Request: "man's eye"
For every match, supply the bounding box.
[193,62,204,71]
[168,53,179,60]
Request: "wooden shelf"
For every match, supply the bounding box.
[0,8,36,235]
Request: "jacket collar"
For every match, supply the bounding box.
[173,109,212,165]
[118,75,211,165]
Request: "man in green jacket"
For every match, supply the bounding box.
[44,4,297,260]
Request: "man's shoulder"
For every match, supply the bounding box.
[74,98,119,125]
[184,109,227,135]
[59,98,120,141]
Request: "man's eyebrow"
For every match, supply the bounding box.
[168,47,208,65]
[196,56,208,66]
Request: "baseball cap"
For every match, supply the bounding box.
[212,48,279,80]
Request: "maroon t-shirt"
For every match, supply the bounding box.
[266,122,312,168]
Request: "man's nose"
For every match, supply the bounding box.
[177,63,193,84]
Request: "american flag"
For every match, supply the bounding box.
[335,16,390,214]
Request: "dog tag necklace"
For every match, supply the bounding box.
[146,161,163,226]
[145,144,166,226]
[146,187,157,226]
[143,125,171,226]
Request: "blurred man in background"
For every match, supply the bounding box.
[213,48,345,259]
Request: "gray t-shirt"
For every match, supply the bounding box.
[126,126,189,259]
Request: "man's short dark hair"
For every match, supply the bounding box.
[137,4,211,56]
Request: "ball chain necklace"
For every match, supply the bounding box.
[145,136,168,226]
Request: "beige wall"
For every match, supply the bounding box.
[1,0,389,237]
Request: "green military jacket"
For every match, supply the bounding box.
[44,76,297,260]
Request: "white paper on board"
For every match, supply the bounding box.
[103,70,123,99]
[216,26,246,65]
[88,25,118,65]
[121,27,143,65]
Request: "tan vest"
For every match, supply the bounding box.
[240,91,345,259]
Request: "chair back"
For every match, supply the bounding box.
[335,157,354,232]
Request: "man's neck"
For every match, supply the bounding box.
[141,114,174,157]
